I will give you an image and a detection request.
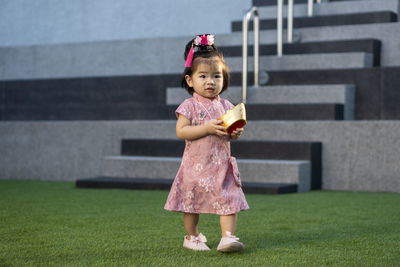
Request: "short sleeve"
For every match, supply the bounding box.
[175,98,194,120]
[221,98,235,112]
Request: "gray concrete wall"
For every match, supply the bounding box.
[1,120,399,193]
[243,121,400,193]
[0,0,251,47]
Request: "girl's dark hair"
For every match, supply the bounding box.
[181,35,230,95]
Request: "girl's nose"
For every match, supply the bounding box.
[207,78,215,85]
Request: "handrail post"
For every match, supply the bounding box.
[287,0,294,43]
[309,0,324,17]
[308,0,314,17]
[242,7,259,104]
[277,0,283,56]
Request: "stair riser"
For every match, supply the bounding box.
[76,177,299,194]
[0,103,344,121]
[121,140,319,159]
[102,157,180,180]
[238,160,311,192]
[167,104,344,120]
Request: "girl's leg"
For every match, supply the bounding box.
[183,213,199,239]
[220,213,237,237]
[217,213,244,252]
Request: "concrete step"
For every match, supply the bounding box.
[167,84,355,120]
[75,177,299,194]
[121,139,322,190]
[256,0,399,18]
[242,67,385,120]
[5,66,400,121]
[232,11,397,31]
[218,23,400,68]
[219,39,381,66]
[100,155,311,192]
[226,53,373,71]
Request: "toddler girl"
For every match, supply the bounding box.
[164,34,249,252]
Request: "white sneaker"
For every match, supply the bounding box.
[217,231,244,252]
[183,233,210,251]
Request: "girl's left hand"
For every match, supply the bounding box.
[230,128,244,140]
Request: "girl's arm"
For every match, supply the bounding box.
[176,114,228,141]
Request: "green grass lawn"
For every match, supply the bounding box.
[1,180,399,266]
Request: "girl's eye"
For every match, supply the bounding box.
[215,75,222,78]
[200,75,206,78]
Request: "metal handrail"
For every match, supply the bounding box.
[242,6,259,104]
[287,0,294,43]
[278,0,325,56]
[309,0,324,17]
[277,0,294,57]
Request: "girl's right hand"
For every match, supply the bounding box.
[205,120,228,137]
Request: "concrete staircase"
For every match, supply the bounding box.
[76,0,398,193]
[2,0,400,193]
[86,139,321,193]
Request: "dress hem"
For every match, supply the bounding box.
[164,207,249,216]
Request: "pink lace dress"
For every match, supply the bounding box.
[164,93,249,215]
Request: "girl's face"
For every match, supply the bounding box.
[185,57,224,100]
